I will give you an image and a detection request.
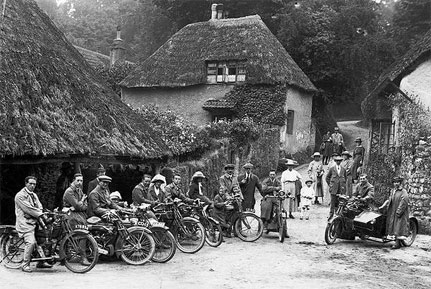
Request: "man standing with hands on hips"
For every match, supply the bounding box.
[238,162,262,212]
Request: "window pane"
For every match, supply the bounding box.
[228,67,237,75]
[217,67,224,75]
[286,110,294,135]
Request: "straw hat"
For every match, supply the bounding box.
[341,151,352,157]
[98,175,112,183]
[311,152,321,158]
[192,171,206,179]
[392,176,404,183]
[286,159,298,166]
[243,162,254,169]
[151,174,166,183]
[355,137,362,143]
[224,164,235,170]
[333,156,343,161]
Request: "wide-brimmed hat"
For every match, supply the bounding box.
[110,191,122,200]
[311,152,321,158]
[192,171,206,179]
[392,176,404,183]
[98,175,112,183]
[286,159,298,166]
[224,164,235,170]
[243,162,254,169]
[341,151,352,157]
[305,178,313,184]
[151,174,166,183]
[333,156,343,161]
[355,137,362,143]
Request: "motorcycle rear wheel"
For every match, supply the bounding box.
[121,228,155,265]
[204,218,223,247]
[150,227,176,263]
[62,233,99,273]
[325,218,341,245]
[401,219,418,247]
[234,212,263,242]
[1,233,24,269]
[175,219,205,254]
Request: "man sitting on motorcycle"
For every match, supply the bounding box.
[353,174,376,209]
[87,175,123,220]
[260,169,281,228]
[166,172,193,204]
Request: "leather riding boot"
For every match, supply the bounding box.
[36,261,53,269]
[391,239,401,249]
[21,261,32,273]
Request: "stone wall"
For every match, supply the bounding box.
[404,139,431,234]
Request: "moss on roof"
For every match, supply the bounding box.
[0,0,170,159]
[120,15,316,92]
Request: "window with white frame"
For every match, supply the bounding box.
[286,110,294,135]
[207,61,246,84]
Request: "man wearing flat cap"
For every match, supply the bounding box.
[326,155,347,219]
[219,164,242,199]
[238,162,262,212]
[87,175,121,218]
[379,176,410,249]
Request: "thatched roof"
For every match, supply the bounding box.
[0,0,170,159]
[74,45,111,68]
[202,99,235,110]
[120,15,316,92]
[362,29,431,119]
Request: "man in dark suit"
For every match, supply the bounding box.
[238,162,262,212]
[325,156,347,219]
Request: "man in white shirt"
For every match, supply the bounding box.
[281,159,302,218]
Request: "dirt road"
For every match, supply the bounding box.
[2,202,430,289]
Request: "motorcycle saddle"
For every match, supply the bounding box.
[87,216,102,224]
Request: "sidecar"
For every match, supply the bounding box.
[352,210,419,246]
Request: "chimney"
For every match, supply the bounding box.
[211,3,217,20]
[110,25,125,67]
[216,4,223,19]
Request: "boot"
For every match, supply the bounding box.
[80,257,92,266]
[391,239,401,250]
[36,261,53,269]
[21,262,32,273]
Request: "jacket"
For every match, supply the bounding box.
[14,188,44,233]
[132,182,152,206]
[63,184,87,212]
[325,165,347,195]
[87,185,120,217]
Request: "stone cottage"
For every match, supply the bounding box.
[362,29,431,233]
[120,5,317,154]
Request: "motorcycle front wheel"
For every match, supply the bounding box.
[175,219,205,253]
[325,218,341,245]
[401,219,418,247]
[234,212,264,242]
[150,227,176,263]
[203,218,223,247]
[62,233,99,273]
[121,227,155,265]
[1,233,24,269]
[278,216,288,243]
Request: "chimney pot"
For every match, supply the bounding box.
[216,4,223,19]
[211,4,217,20]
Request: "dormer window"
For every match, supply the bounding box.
[207,61,246,84]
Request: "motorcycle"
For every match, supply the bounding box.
[128,205,177,263]
[152,201,205,254]
[182,199,223,247]
[325,195,419,246]
[0,210,99,273]
[87,209,156,265]
[263,191,289,242]
[225,194,264,242]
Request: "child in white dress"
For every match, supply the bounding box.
[300,179,315,220]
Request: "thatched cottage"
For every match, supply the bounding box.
[0,0,170,224]
[120,6,316,154]
[362,29,431,160]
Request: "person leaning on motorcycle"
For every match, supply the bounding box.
[14,176,53,272]
[87,175,123,220]
[352,173,376,209]
[379,176,410,250]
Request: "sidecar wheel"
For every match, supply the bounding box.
[325,218,341,245]
[401,219,418,247]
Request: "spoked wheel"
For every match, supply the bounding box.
[121,228,155,265]
[278,217,287,243]
[204,218,223,247]
[175,219,205,254]
[62,233,99,273]
[234,212,264,242]
[401,219,418,247]
[1,233,24,269]
[325,218,341,245]
[150,227,176,263]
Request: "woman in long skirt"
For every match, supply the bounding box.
[307,152,324,204]
[352,137,365,181]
